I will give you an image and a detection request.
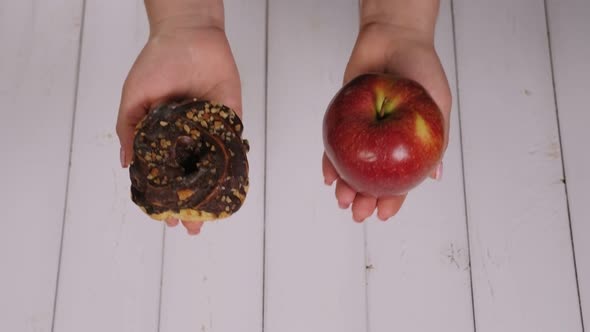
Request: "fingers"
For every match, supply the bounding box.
[324,152,355,209]
[376,195,407,221]
[182,220,204,235]
[322,153,338,185]
[428,162,443,181]
[115,81,152,168]
[335,179,356,209]
[351,193,377,223]
[165,217,179,227]
[115,118,137,169]
[164,217,204,237]
[326,154,406,222]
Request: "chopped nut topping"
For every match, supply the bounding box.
[177,189,194,201]
[147,168,159,180]
[159,121,168,127]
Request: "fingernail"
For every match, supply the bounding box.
[434,162,443,181]
[120,147,127,168]
[187,229,200,236]
[339,201,350,209]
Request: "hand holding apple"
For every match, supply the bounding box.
[322,22,452,222]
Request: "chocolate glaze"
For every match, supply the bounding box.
[129,98,249,219]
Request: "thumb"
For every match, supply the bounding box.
[115,105,141,168]
[115,83,166,168]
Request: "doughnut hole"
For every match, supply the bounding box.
[175,136,205,175]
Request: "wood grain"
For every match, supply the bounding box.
[546,0,590,327]
[454,0,583,330]
[0,1,83,331]
[52,1,163,331]
[265,1,367,331]
[365,1,473,331]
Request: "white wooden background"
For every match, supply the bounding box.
[0,0,587,331]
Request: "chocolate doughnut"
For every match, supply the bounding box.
[129,98,249,222]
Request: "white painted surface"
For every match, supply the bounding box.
[158,0,266,331]
[0,1,82,331]
[546,0,590,327]
[265,1,367,331]
[52,1,163,331]
[365,1,473,331]
[3,1,589,331]
[453,0,582,331]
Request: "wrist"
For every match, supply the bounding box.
[359,0,438,44]
[358,21,436,52]
[145,0,225,36]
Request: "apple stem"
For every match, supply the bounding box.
[378,97,387,119]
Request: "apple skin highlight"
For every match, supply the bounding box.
[323,73,445,197]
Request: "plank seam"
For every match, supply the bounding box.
[50,0,87,331]
[156,228,167,332]
[262,0,270,331]
[542,1,585,330]
[449,1,477,331]
[363,222,370,332]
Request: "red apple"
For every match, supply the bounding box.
[322,73,444,197]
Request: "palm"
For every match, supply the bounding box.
[116,27,242,234]
[323,24,452,222]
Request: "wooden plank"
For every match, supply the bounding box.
[52,1,164,331]
[453,0,583,331]
[365,1,473,331]
[265,1,367,331]
[0,1,83,331]
[157,0,267,331]
[546,0,590,327]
